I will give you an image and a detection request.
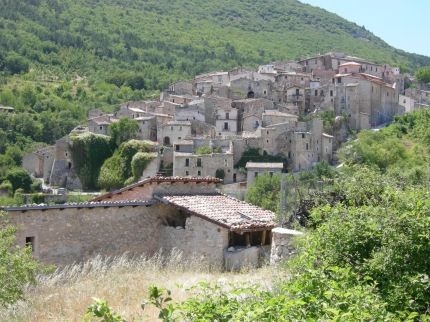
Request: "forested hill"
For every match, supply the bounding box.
[1,0,430,89]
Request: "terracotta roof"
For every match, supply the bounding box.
[92,176,222,202]
[158,194,276,232]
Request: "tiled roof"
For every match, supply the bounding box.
[158,194,276,232]
[2,200,155,212]
[92,176,222,201]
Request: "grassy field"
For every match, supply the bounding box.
[0,251,276,322]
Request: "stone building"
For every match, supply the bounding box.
[22,146,55,182]
[3,177,286,269]
[159,121,192,146]
[216,103,238,136]
[88,114,118,136]
[233,98,274,132]
[245,162,284,185]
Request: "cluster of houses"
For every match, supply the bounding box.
[24,52,406,190]
[8,51,421,269]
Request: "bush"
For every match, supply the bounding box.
[0,212,41,306]
[5,168,32,192]
[70,133,114,190]
[194,145,212,155]
[215,168,225,180]
[131,152,156,180]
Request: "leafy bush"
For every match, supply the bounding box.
[245,173,281,213]
[215,168,225,180]
[0,212,41,306]
[109,118,140,148]
[98,140,155,190]
[70,133,114,190]
[194,145,212,155]
[131,152,156,180]
[235,148,287,169]
[5,168,33,192]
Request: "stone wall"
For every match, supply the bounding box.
[6,202,231,268]
[159,211,229,269]
[270,227,303,264]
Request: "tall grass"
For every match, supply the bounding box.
[0,250,274,321]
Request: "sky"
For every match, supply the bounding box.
[300,0,430,57]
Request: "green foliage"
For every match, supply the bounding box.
[0,212,41,306]
[109,118,140,148]
[98,140,155,190]
[235,148,287,169]
[0,180,12,196]
[245,173,281,213]
[131,152,156,180]
[5,168,33,193]
[194,145,213,155]
[70,133,114,190]
[415,66,430,83]
[85,298,125,322]
[142,286,176,322]
[215,168,225,180]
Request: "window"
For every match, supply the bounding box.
[224,122,229,130]
[99,126,102,130]
[288,151,291,158]
[320,90,324,96]
[337,77,341,84]
[263,90,267,95]
[330,90,333,97]
[314,90,318,96]
[185,171,189,176]
[170,126,173,130]
[254,172,258,178]
[295,89,300,96]
[175,145,180,151]
[25,236,35,253]
[226,112,229,120]
[302,133,305,139]
[197,170,201,176]
[306,143,309,150]
[344,68,347,73]
[185,158,189,167]
[179,126,182,131]
[197,158,202,167]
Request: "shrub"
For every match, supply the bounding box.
[194,145,212,155]
[5,168,32,192]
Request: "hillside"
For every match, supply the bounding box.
[1,0,429,89]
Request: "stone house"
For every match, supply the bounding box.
[175,99,206,122]
[2,177,291,269]
[0,105,14,113]
[229,78,273,100]
[245,162,284,185]
[135,116,157,141]
[233,98,274,132]
[88,114,118,136]
[216,104,238,136]
[22,146,55,182]
[166,80,193,96]
[333,73,400,129]
[159,121,192,146]
[262,110,298,127]
[194,71,230,95]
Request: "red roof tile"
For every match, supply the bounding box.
[158,194,276,232]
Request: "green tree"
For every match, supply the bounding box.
[109,118,139,147]
[245,173,281,212]
[5,168,33,192]
[416,67,430,83]
[0,212,41,306]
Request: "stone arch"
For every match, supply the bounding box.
[247,90,255,98]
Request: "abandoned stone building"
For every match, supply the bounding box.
[1,177,302,269]
[246,162,284,185]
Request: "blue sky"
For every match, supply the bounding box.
[300,0,430,57]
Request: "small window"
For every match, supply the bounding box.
[197,158,202,167]
[314,90,318,96]
[185,171,189,176]
[25,236,35,253]
[330,90,333,97]
[344,68,347,73]
[306,143,309,150]
[175,145,180,151]
[226,112,229,120]
[263,90,267,95]
[288,151,291,158]
[302,133,305,139]
[170,126,173,130]
[254,172,258,178]
[185,158,189,167]
[224,122,229,130]
[296,89,300,96]
[197,170,201,176]
[99,126,102,130]
[337,77,341,84]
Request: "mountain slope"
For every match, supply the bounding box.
[0,0,429,91]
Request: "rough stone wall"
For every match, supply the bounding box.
[159,210,229,269]
[270,227,303,264]
[7,204,169,266]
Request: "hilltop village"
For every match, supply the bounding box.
[22,52,411,191]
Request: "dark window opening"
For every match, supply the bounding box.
[306,143,309,150]
[175,145,180,151]
[226,112,229,120]
[224,122,229,130]
[68,162,72,170]
[330,90,333,97]
[314,90,318,96]
[197,170,201,176]
[247,90,255,98]
[302,133,305,139]
[25,236,35,253]
[185,158,189,167]
[197,158,202,167]
[163,136,171,145]
[163,211,189,229]
[337,77,341,84]
[233,173,237,182]
[228,231,271,247]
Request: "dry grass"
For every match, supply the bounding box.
[0,250,277,322]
